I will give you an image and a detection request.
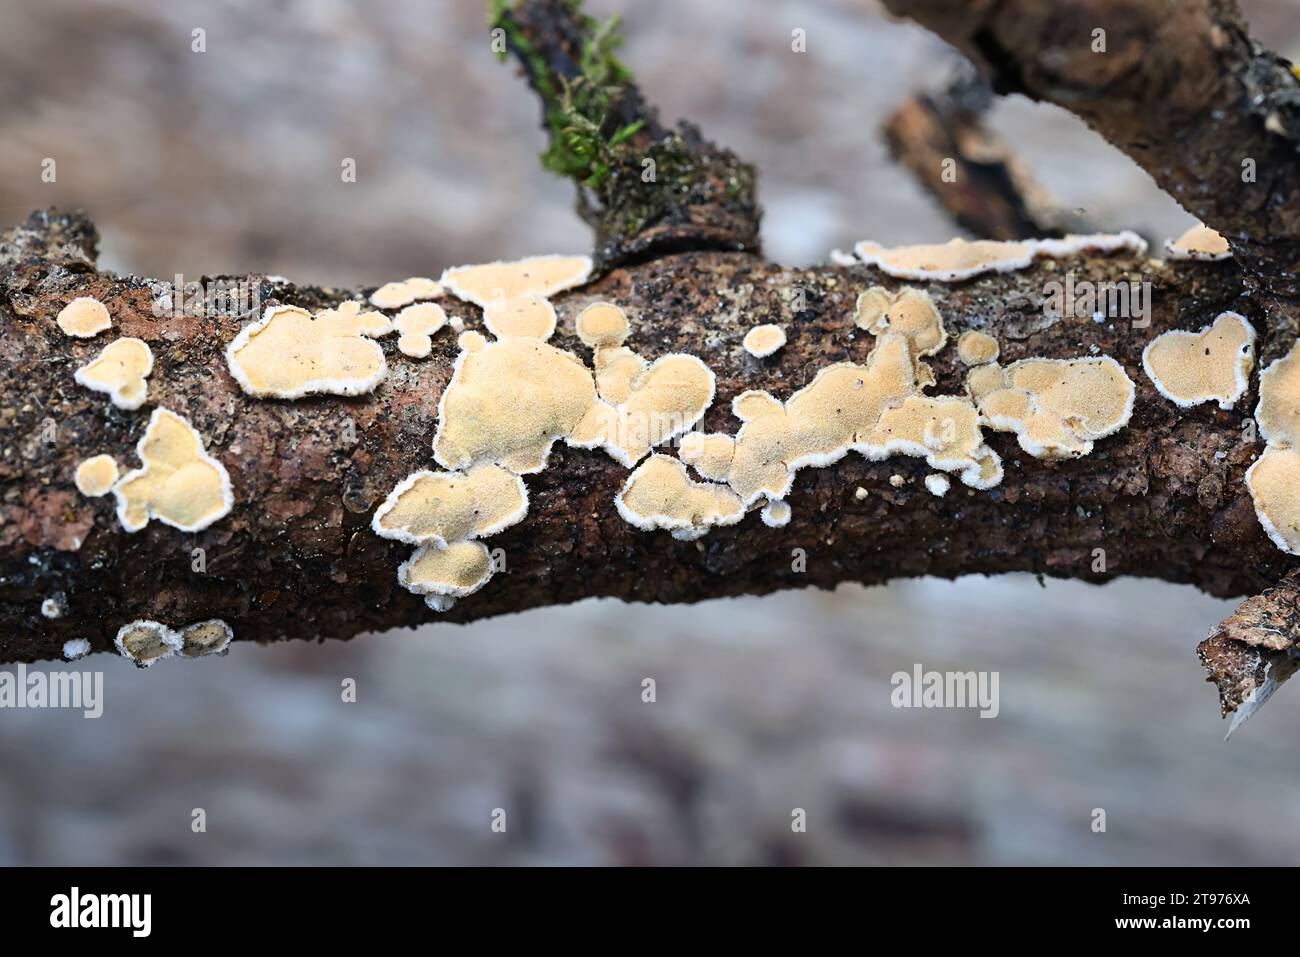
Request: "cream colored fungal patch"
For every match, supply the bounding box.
[854,287,947,357]
[433,335,598,474]
[179,619,234,657]
[570,353,716,467]
[1165,224,1231,261]
[73,337,154,410]
[1142,311,1255,409]
[679,432,736,481]
[393,302,448,358]
[63,638,91,660]
[1246,447,1300,554]
[372,464,527,548]
[854,238,1037,282]
[976,357,1136,458]
[114,619,181,668]
[483,295,557,340]
[56,296,112,338]
[867,395,1004,488]
[924,473,950,497]
[615,454,744,540]
[440,255,593,307]
[112,407,234,533]
[743,324,786,358]
[760,498,791,527]
[399,540,495,598]
[575,302,630,348]
[1254,345,1300,448]
[370,277,443,310]
[75,454,119,497]
[225,302,391,398]
[957,330,999,366]
[458,330,486,352]
[853,232,1147,282]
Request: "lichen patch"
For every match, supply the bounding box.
[372,464,528,548]
[56,296,112,338]
[1142,311,1255,409]
[112,407,234,533]
[225,302,391,398]
[74,454,119,497]
[73,337,154,410]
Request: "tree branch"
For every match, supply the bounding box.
[2,208,1290,679]
[489,0,761,269]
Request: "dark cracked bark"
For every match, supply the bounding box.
[1,207,1291,670]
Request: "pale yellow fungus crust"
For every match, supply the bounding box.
[1246,447,1300,554]
[679,432,736,481]
[853,287,947,358]
[975,357,1136,459]
[760,498,792,527]
[399,540,495,598]
[457,330,487,352]
[852,232,1147,282]
[112,407,234,533]
[1249,339,1300,555]
[372,464,528,548]
[73,336,154,410]
[1165,224,1231,261]
[370,277,444,310]
[956,330,1000,367]
[56,296,112,338]
[924,473,951,497]
[482,294,557,340]
[74,454,120,498]
[392,302,448,358]
[615,454,744,540]
[225,302,391,398]
[742,324,787,358]
[440,254,593,307]
[179,619,234,658]
[115,619,181,668]
[1142,311,1255,409]
[575,302,631,348]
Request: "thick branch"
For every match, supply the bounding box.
[1,209,1292,685]
[490,0,760,268]
[881,0,1300,304]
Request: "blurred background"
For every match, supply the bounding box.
[3,0,1300,865]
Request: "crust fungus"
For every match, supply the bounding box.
[956,330,1000,367]
[62,638,91,661]
[393,302,448,358]
[1248,340,1300,555]
[1165,224,1231,261]
[742,324,787,358]
[924,473,951,497]
[1142,311,1255,409]
[73,337,154,410]
[398,540,495,599]
[74,454,120,497]
[225,301,391,398]
[56,296,112,338]
[975,357,1136,458]
[114,619,182,668]
[854,287,947,358]
[760,498,792,527]
[482,294,557,340]
[614,454,744,540]
[370,277,444,310]
[679,431,736,481]
[574,302,631,348]
[852,232,1147,282]
[112,407,234,533]
[440,255,592,307]
[372,464,528,548]
[179,619,234,658]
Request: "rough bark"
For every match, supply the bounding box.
[1,207,1290,667]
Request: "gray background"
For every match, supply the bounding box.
[3,0,1300,865]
